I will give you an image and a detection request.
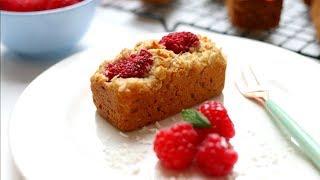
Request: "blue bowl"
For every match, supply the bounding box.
[0,0,97,56]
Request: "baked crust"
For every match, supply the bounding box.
[226,0,283,30]
[311,0,320,39]
[90,35,227,131]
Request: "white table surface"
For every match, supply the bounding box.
[0,7,164,180]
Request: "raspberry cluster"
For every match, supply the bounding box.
[153,101,238,176]
[197,101,235,141]
[196,134,238,176]
[153,123,198,170]
[105,49,153,81]
[159,32,200,54]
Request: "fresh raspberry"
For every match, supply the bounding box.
[0,0,47,11]
[0,0,82,11]
[159,32,200,54]
[197,101,235,141]
[46,0,82,10]
[105,49,153,81]
[153,122,199,170]
[195,134,238,176]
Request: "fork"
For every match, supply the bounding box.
[236,66,320,170]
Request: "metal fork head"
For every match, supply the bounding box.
[235,66,269,106]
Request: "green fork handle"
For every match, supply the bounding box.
[265,99,320,170]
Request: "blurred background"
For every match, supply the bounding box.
[101,0,319,58]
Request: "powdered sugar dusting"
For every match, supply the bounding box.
[103,142,147,169]
[101,124,161,175]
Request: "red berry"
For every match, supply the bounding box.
[105,49,153,81]
[153,122,199,170]
[0,0,81,11]
[0,0,47,11]
[195,134,238,176]
[159,32,200,54]
[46,0,82,10]
[197,101,235,141]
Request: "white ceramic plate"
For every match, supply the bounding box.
[10,33,320,180]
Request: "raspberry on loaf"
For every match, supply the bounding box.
[90,32,227,131]
[226,0,283,30]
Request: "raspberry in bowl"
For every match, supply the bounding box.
[0,0,97,56]
[0,0,83,12]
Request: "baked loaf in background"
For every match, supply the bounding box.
[311,0,320,39]
[91,32,227,131]
[304,0,312,5]
[226,0,283,30]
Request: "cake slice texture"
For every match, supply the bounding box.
[90,33,227,131]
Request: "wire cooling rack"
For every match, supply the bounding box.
[102,0,320,59]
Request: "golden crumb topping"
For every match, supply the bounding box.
[90,35,224,93]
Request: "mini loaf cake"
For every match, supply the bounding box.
[311,0,320,39]
[91,32,227,131]
[226,0,283,30]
